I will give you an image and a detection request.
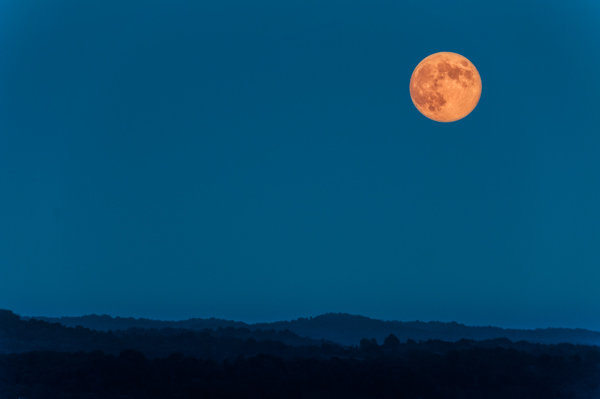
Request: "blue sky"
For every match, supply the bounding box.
[2,0,600,330]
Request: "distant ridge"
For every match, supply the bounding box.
[23,313,249,332]
[23,311,600,347]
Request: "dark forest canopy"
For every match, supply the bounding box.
[23,310,600,346]
[2,309,600,398]
[2,348,600,399]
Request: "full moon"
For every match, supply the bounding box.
[409,52,482,122]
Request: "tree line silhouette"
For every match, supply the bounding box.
[26,312,600,347]
[2,309,600,398]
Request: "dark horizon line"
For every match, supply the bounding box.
[13,309,599,334]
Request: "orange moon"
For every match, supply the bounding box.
[409,52,482,122]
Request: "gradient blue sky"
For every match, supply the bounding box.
[2,0,600,330]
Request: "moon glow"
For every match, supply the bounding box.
[410,52,482,122]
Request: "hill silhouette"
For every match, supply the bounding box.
[1,309,330,359]
[3,308,600,398]
[25,311,600,347]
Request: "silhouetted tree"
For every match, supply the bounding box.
[383,334,401,349]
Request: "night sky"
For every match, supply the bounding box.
[2,0,600,330]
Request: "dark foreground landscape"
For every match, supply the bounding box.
[2,309,600,398]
